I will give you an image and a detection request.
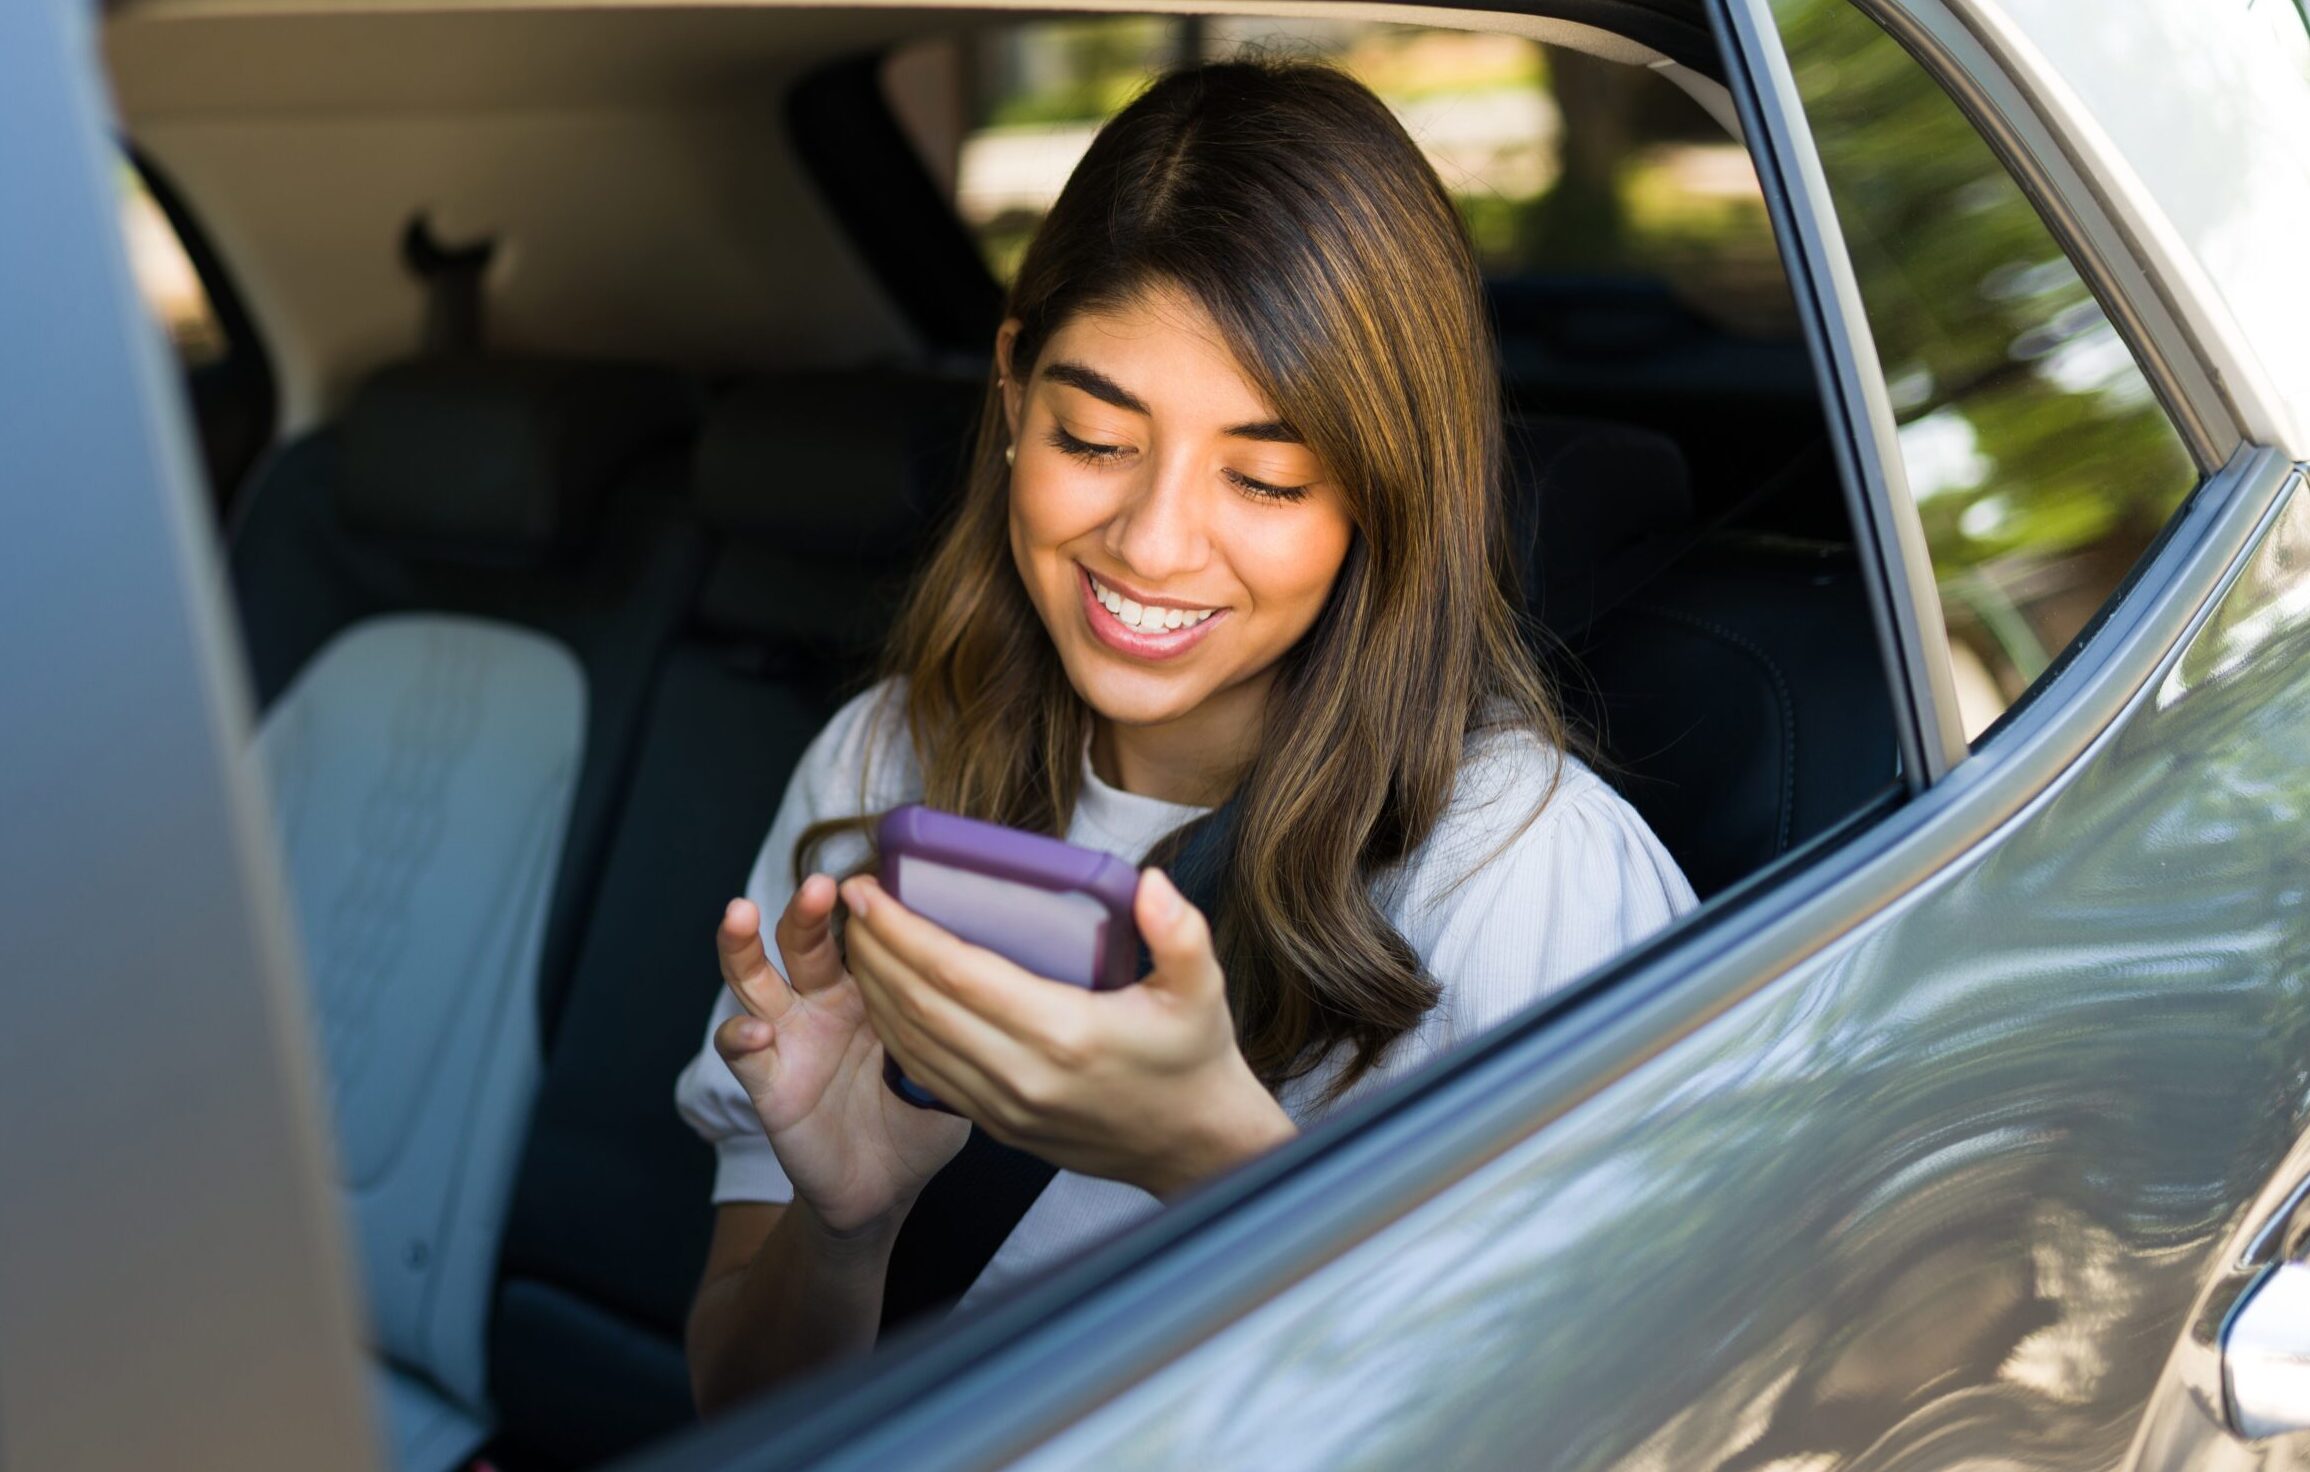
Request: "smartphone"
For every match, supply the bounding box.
[874,804,1142,1110]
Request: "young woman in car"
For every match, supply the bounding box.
[676,58,1694,1407]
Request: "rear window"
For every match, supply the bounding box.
[885,19,1794,339]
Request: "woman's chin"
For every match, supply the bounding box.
[1064,651,1209,731]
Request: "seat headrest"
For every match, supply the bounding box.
[336,359,694,561]
[1573,540,1895,898]
[1507,415,1694,637]
[692,372,979,560]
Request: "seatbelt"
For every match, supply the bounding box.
[878,801,1238,1334]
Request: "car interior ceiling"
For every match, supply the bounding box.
[112,3,1901,1467]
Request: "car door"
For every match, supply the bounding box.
[0,1,376,1467]
[622,1,2310,1468]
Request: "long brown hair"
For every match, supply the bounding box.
[802,58,1563,1103]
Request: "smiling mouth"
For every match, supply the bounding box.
[1083,568,1219,632]
[1075,564,1226,659]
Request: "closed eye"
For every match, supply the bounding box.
[1048,424,1312,502]
[1225,467,1312,502]
[1046,425,1129,463]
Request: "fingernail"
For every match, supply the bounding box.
[842,879,871,917]
[741,1020,768,1045]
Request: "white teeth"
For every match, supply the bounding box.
[1087,571,1214,632]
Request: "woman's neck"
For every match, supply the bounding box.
[1088,671,1270,807]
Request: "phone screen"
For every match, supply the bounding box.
[892,853,1113,988]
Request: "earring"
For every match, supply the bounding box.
[1005,444,1017,467]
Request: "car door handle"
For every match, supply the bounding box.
[2219,1172,2310,1440]
[2225,1261,2310,1439]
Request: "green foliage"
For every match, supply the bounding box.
[983,19,1179,127]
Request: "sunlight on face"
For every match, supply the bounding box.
[1001,285,1357,747]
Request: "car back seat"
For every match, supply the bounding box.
[1511,413,1697,639]
[1513,424,1900,897]
[484,370,977,1469]
[227,359,706,1470]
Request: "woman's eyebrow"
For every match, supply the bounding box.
[1043,360,1302,444]
[1224,419,1302,444]
[1044,362,1148,415]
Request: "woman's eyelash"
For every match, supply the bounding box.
[1225,468,1312,503]
[1045,426,1126,464]
[1042,425,1311,502]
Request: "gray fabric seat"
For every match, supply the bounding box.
[485,370,977,1468]
[258,613,583,1467]
[229,359,704,1470]
[229,359,707,1043]
[1508,423,1899,895]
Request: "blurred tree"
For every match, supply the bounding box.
[1527,46,1639,264]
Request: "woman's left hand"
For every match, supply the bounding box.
[839,867,1297,1200]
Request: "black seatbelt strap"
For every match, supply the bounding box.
[878,801,1238,1334]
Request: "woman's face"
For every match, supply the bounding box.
[1001,285,1356,741]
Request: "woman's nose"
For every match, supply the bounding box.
[1102,454,1211,583]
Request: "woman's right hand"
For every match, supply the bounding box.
[712,876,969,1237]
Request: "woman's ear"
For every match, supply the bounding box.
[995,318,1024,445]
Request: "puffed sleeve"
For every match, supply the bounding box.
[670,680,915,1204]
[1388,734,1698,1049]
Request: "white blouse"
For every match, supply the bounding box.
[674,681,1696,1310]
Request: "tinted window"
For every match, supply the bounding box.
[886,20,1793,338]
[1773,0,2198,740]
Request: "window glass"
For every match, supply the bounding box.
[1771,0,2199,740]
[118,161,228,370]
[886,20,1794,338]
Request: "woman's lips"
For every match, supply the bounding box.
[1076,564,1226,661]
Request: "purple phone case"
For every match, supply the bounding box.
[875,804,1142,1110]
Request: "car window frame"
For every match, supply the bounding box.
[1823,0,2239,753]
[1727,0,2249,775]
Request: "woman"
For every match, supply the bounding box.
[675,58,1695,1408]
